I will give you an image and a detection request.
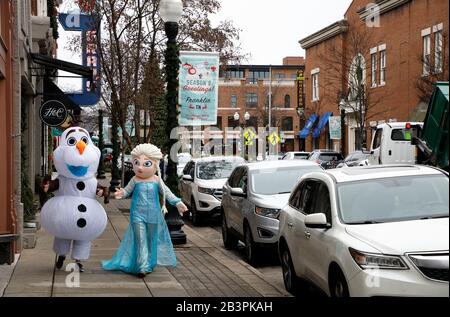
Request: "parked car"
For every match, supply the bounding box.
[337,151,370,168]
[179,156,246,225]
[307,150,344,169]
[221,160,323,265]
[278,165,449,297]
[282,152,311,160]
[177,153,192,177]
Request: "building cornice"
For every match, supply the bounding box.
[357,0,412,20]
[299,20,349,50]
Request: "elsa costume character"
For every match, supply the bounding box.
[102,144,188,278]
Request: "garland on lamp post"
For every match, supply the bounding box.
[162,20,187,245]
[109,107,121,192]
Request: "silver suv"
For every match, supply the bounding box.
[221,160,323,265]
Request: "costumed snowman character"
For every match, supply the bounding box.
[41,127,107,271]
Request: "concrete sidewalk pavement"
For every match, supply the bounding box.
[1,194,289,297]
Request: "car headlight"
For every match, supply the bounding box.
[198,187,216,195]
[349,248,409,270]
[255,207,280,219]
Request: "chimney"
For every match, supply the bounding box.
[283,56,305,66]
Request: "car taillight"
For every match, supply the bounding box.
[316,160,321,164]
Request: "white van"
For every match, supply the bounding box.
[369,122,423,165]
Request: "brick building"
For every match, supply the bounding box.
[216,57,305,155]
[299,0,449,155]
[0,0,16,264]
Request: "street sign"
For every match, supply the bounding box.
[39,100,68,127]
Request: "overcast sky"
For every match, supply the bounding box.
[210,0,353,65]
[57,0,353,92]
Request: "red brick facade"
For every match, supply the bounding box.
[300,0,449,155]
[217,58,305,153]
[0,0,17,263]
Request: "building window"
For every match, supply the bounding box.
[284,95,291,108]
[274,73,285,79]
[282,117,293,131]
[248,70,269,84]
[312,73,319,101]
[371,52,377,87]
[223,70,244,79]
[435,30,443,74]
[423,34,431,76]
[231,95,237,107]
[380,50,386,85]
[246,93,258,108]
[216,116,222,130]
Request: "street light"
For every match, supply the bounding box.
[244,111,250,121]
[339,99,347,155]
[159,0,186,245]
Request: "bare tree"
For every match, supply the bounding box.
[318,29,387,150]
[415,30,449,103]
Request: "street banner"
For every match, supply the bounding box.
[329,116,341,140]
[179,51,220,126]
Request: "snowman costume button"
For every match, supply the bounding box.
[77,181,86,191]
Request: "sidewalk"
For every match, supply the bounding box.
[1,185,289,297]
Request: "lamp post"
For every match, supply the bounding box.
[159,0,186,245]
[339,99,347,156]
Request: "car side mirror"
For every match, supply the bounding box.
[230,187,246,198]
[305,213,331,229]
[183,175,193,182]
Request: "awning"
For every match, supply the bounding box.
[31,53,93,81]
[44,78,81,111]
[299,114,318,139]
[312,112,333,138]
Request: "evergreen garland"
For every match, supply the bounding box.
[47,0,59,39]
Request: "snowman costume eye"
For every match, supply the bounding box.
[67,137,77,146]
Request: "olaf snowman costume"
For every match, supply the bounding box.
[41,127,107,266]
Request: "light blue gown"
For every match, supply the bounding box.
[102,178,181,274]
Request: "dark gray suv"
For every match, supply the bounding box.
[307,150,344,169]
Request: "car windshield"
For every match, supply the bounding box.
[320,153,344,161]
[338,175,449,224]
[197,159,243,180]
[251,166,322,195]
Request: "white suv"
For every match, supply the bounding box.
[179,156,246,225]
[278,165,449,297]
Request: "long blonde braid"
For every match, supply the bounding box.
[131,144,167,215]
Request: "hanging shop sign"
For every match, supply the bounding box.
[179,51,220,126]
[329,116,342,140]
[40,100,68,127]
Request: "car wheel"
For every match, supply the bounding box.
[222,213,238,249]
[280,245,301,295]
[330,268,349,298]
[191,198,201,226]
[244,225,259,265]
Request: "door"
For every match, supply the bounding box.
[225,167,244,232]
[180,162,194,204]
[290,180,319,278]
[369,128,383,165]
[302,182,333,292]
[234,168,249,236]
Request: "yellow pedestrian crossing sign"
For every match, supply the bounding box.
[268,132,281,146]
[243,128,256,146]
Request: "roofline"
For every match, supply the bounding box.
[299,20,349,50]
[357,0,412,21]
[222,65,305,70]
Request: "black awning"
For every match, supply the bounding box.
[31,53,93,80]
[44,78,82,111]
